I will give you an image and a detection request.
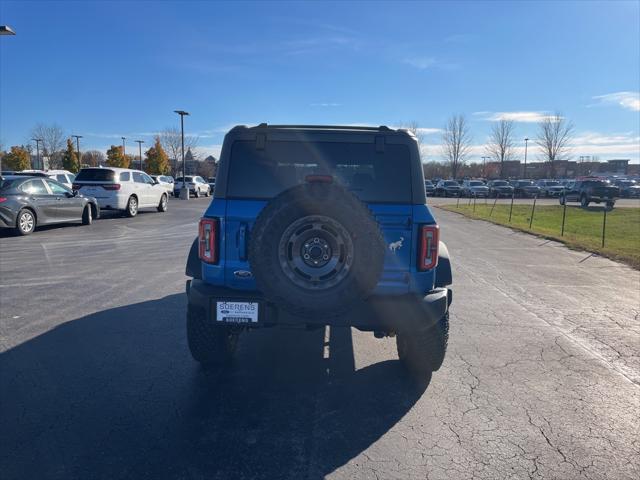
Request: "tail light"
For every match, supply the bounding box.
[418,225,439,271]
[102,184,121,191]
[0,197,7,203]
[199,217,219,264]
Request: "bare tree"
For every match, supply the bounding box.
[441,114,472,179]
[81,150,106,167]
[535,113,574,178]
[485,119,515,179]
[30,123,66,169]
[159,126,199,175]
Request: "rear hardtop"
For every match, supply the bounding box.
[213,124,426,204]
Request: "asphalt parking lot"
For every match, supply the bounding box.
[1,198,639,480]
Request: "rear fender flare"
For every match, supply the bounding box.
[185,237,201,279]
[435,241,452,287]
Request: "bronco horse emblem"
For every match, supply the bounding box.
[388,237,404,253]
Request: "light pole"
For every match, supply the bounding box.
[121,136,126,158]
[174,110,190,199]
[135,140,144,171]
[32,138,43,170]
[524,137,529,178]
[0,26,16,171]
[72,135,82,172]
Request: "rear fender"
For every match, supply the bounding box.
[435,241,452,287]
[185,237,201,279]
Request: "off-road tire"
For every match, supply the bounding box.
[16,209,36,235]
[187,305,239,367]
[82,205,93,225]
[248,182,385,319]
[397,313,449,375]
[126,196,138,217]
[157,194,168,212]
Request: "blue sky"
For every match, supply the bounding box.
[1,0,639,162]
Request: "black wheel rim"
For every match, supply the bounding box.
[278,215,354,290]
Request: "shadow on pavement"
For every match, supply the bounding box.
[0,294,429,480]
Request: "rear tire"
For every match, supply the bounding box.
[157,194,168,212]
[187,305,239,367]
[126,196,138,217]
[195,189,201,198]
[82,205,93,225]
[397,313,449,375]
[16,209,36,235]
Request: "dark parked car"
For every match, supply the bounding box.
[560,179,619,208]
[435,179,463,197]
[0,176,99,235]
[424,180,435,196]
[536,179,565,197]
[207,177,216,193]
[510,179,540,198]
[613,179,640,198]
[487,180,514,197]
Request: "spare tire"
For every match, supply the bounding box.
[248,182,385,318]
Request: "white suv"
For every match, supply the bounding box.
[46,170,76,189]
[174,176,211,198]
[73,167,169,217]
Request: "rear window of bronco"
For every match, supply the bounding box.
[227,140,412,203]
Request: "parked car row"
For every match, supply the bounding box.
[1,167,190,235]
[425,176,639,200]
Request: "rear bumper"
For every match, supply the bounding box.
[186,279,451,331]
[90,193,128,210]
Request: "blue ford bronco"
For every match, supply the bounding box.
[185,124,453,376]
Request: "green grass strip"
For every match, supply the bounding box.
[439,203,640,268]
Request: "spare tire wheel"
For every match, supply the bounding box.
[248,182,385,318]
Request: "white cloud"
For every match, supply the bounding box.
[591,92,640,112]
[310,103,342,107]
[476,111,557,123]
[417,130,640,163]
[402,57,437,69]
[572,131,640,147]
[416,127,443,135]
